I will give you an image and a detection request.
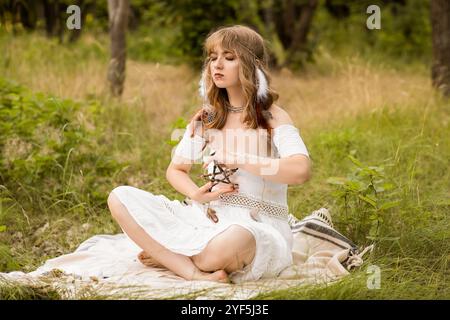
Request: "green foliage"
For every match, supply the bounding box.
[171,117,189,130]
[166,0,244,66]
[312,0,432,65]
[0,78,124,211]
[130,0,267,66]
[0,244,20,271]
[1,0,432,68]
[165,117,189,147]
[327,155,400,243]
[128,26,184,64]
[370,0,431,61]
[128,0,432,68]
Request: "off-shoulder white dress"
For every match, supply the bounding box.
[111,122,309,283]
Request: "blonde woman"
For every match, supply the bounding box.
[107,25,311,283]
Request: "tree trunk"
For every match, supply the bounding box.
[262,0,274,29]
[431,0,450,97]
[260,0,279,68]
[43,0,57,37]
[282,0,296,48]
[284,0,318,67]
[18,0,38,30]
[107,0,128,97]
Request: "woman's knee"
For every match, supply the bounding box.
[192,225,256,272]
[107,189,127,218]
[222,226,256,271]
[225,225,256,251]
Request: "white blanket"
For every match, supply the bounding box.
[0,209,371,299]
[0,237,363,299]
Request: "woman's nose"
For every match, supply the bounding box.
[214,58,224,69]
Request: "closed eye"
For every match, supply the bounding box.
[209,56,234,61]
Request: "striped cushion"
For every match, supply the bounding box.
[291,218,357,251]
[289,209,357,251]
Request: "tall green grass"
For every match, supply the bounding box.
[262,100,450,299]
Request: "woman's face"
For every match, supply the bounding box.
[209,46,240,89]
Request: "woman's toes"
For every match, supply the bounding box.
[137,251,163,268]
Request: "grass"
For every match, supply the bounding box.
[0,277,63,300]
[0,31,448,299]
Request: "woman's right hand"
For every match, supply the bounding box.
[191,181,238,204]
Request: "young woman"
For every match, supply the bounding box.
[107,25,311,283]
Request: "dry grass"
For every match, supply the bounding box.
[1,33,434,134]
[122,61,196,129]
[273,56,433,130]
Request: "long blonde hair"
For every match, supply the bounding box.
[196,25,279,142]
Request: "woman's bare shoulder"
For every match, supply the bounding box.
[267,104,295,128]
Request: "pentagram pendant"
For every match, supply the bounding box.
[200,159,239,191]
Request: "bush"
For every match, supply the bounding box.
[0,78,124,213]
[327,155,400,243]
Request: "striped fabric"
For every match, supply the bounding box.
[288,208,366,270]
[288,209,357,251]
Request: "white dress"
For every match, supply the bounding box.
[111,122,309,283]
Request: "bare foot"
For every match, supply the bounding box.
[137,250,164,268]
[138,251,229,283]
[194,270,230,283]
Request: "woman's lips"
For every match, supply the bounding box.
[214,74,224,80]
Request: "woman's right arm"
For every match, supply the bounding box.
[165,160,199,200]
[166,111,237,203]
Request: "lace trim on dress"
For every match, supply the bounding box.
[218,192,289,221]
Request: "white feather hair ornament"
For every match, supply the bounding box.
[256,67,268,102]
[198,68,208,102]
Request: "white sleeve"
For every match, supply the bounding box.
[173,122,205,161]
[273,124,309,158]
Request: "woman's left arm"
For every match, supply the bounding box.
[202,105,312,185]
[202,150,311,185]
[238,153,311,185]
